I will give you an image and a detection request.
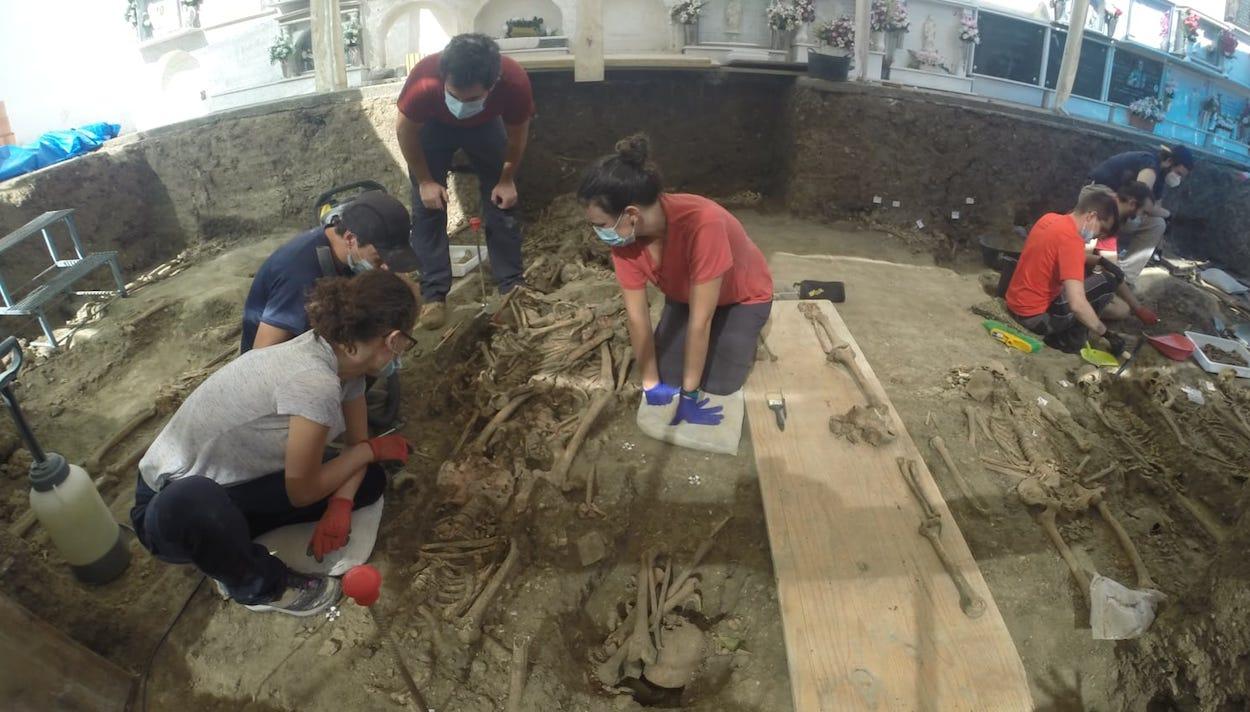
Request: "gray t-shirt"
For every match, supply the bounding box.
[139,330,366,490]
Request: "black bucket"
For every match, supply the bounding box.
[808,51,851,81]
[978,233,1025,269]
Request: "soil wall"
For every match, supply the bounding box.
[4,69,1250,294]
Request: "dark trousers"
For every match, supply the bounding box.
[129,466,385,604]
[655,299,773,395]
[409,117,524,303]
[1011,270,1121,352]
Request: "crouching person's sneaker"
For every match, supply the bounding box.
[244,572,341,617]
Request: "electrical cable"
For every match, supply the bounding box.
[139,574,206,712]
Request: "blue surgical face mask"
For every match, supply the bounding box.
[1079,217,1097,242]
[593,212,637,248]
[377,356,401,379]
[445,90,486,120]
[347,246,375,274]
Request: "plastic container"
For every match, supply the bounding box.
[979,233,1025,269]
[0,335,129,584]
[808,51,851,81]
[1185,331,1250,378]
[30,457,130,583]
[449,245,488,278]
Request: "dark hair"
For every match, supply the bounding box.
[1160,143,1195,169]
[307,272,417,349]
[1076,189,1120,234]
[577,134,665,215]
[1117,180,1152,207]
[440,33,501,90]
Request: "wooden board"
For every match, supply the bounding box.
[0,592,134,711]
[573,0,604,82]
[743,300,1032,711]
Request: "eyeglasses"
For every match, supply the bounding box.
[388,330,418,355]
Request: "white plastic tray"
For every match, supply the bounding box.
[1185,331,1250,378]
[449,244,488,278]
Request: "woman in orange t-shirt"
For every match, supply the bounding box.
[577,135,774,426]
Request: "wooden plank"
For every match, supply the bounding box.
[743,300,1032,711]
[0,592,134,712]
[573,0,604,82]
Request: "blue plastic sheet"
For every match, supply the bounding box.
[0,122,120,182]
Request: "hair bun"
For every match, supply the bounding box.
[614,134,650,168]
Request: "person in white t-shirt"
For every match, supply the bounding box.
[129,271,417,617]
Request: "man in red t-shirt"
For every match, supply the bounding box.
[396,33,535,329]
[1006,190,1151,355]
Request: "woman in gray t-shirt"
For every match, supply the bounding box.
[130,271,417,617]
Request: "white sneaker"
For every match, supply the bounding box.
[244,573,342,617]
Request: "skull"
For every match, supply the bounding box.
[1138,367,1175,406]
[1076,365,1104,398]
[986,360,1011,379]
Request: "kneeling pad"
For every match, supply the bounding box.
[255,496,384,577]
[635,390,745,456]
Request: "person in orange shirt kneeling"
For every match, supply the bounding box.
[577,135,774,427]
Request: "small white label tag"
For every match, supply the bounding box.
[951,210,961,220]
[873,195,883,204]
[965,197,976,205]
[915,220,925,229]
[892,200,901,208]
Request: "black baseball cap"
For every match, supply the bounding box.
[1167,144,1195,169]
[338,191,418,272]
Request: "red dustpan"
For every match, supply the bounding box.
[1146,333,1195,361]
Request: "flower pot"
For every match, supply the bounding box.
[682,21,699,47]
[960,42,974,76]
[808,50,851,81]
[1105,16,1118,37]
[346,44,363,66]
[870,30,884,51]
[771,28,796,55]
[1128,114,1157,132]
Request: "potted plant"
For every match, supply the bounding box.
[958,9,979,76]
[1104,6,1122,37]
[1219,28,1238,72]
[505,16,544,38]
[269,33,295,78]
[670,0,705,47]
[766,2,802,57]
[1162,81,1176,111]
[883,0,910,67]
[811,16,854,80]
[1183,9,1200,51]
[343,15,363,66]
[870,0,888,50]
[1128,96,1166,131]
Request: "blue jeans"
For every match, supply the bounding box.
[129,466,385,604]
[409,117,524,303]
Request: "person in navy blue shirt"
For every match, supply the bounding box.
[1084,144,1194,284]
[241,191,419,353]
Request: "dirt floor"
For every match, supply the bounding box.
[1,197,1248,711]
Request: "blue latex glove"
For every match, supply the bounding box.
[644,382,681,406]
[671,391,724,426]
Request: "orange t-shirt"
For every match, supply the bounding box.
[1006,213,1088,318]
[611,193,774,306]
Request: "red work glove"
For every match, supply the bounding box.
[308,497,353,562]
[367,434,411,464]
[1135,306,1159,326]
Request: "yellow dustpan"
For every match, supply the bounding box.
[1081,342,1120,368]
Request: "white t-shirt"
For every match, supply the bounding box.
[139,330,366,490]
